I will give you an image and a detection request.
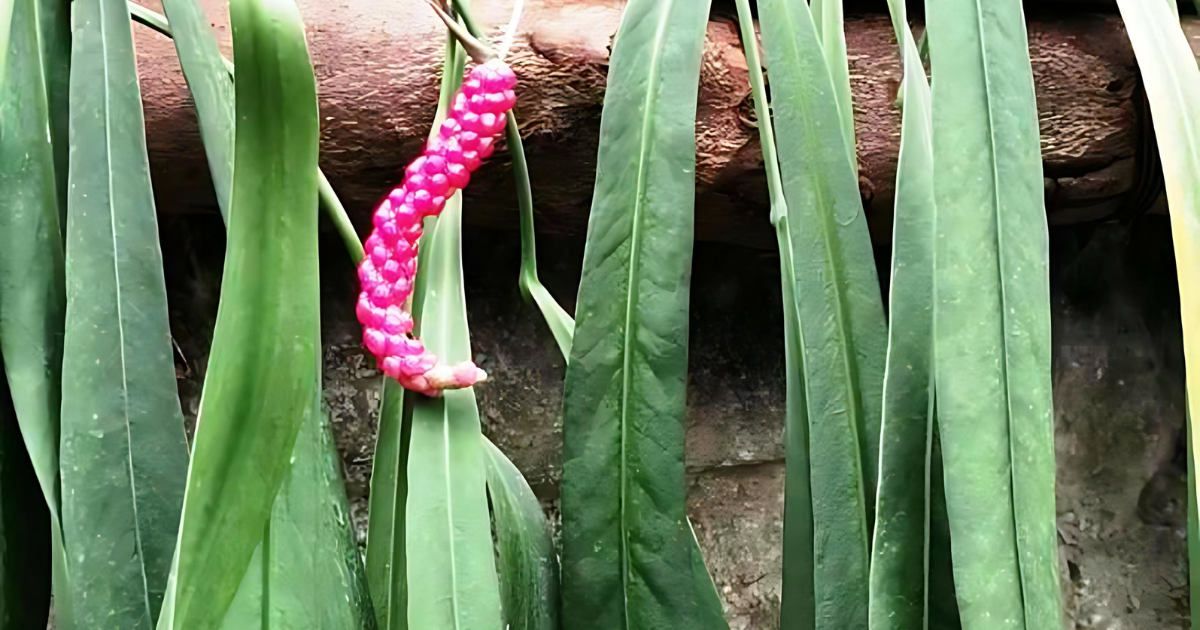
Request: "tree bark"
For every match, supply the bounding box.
[133,0,1192,248]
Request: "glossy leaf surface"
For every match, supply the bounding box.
[164,0,320,625]
[483,437,559,630]
[60,0,190,625]
[925,0,1061,627]
[755,0,888,626]
[558,1,723,628]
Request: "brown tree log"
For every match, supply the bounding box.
[133,1,1190,248]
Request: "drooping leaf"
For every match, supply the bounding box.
[58,0,190,625]
[1112,7,1200,625]
[0,1,73,625]
[163,0,321,625]
[755,0,889,627]
[868,3,959,629]
[482,437,559,630]
[219,410,376,630]
[0,355,51,629]
[558,1,725,628]
[404,193,503,630]
[731,4,814,628]
[157,0,235,219]
[925,0,1061,627]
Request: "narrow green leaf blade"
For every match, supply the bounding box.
[0,0,66,535]
[405,195,503,630]
[1112,7,1200,621]
[165,0,320,625]
[0,356,52,629]
[59,0,190,625]
[158,0,235,219]
[755,0,889,626]
[869,5,958,629]
[815,0,856,168]
[559,1,725,628]
[732,4,815,627]
[365,380,409,630]
[925,0,1061,627]
[482,437,559,630]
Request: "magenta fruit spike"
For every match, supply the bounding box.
[356,59,517,397]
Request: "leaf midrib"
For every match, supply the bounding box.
[96,0,155,620]
[775,0,869,548]
[617,3,674,626]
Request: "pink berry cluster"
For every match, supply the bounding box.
[357,59,517,396]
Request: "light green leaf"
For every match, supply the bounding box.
[925,0,1061,627]
[1112,4,1200,620]
[482,437,559,630]
[558,1,724,628]
[868,3,959,629]
[731,4,815,628]
[163,0,320,625]
[404,194,503,630]
[59,0,190,625]
[812,0,856,169]
[755,0,889,627]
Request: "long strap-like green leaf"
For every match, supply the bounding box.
[559,1,721,629]
[925,0,1061,628]
[868,3,960,628]
[163,0,320,626]
[732,4,815,629]
[810,0,856,173]
[0,0,73,625]
[404,193,504,630]
[59,0,190,626]
[755,0,888,627]
[1112,6,1200,626]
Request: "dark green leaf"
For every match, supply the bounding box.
[404,194,503,630]
[59,0,190,625]
[220,410,376,629]
[559,1,724,628]
[925,0,1061,626]
[482,437,559,630]
[0,1,73,624]
[0,355,51,629]
[365,380,410,630]
[163,0,320,625]
[157,0,235,220]
[755,0,888,626]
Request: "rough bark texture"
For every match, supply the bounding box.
[133,1,1200,248]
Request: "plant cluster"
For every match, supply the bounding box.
[0,0,1198,629]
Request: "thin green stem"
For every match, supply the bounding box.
[733,0,788,226]
[127,1,360,264]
